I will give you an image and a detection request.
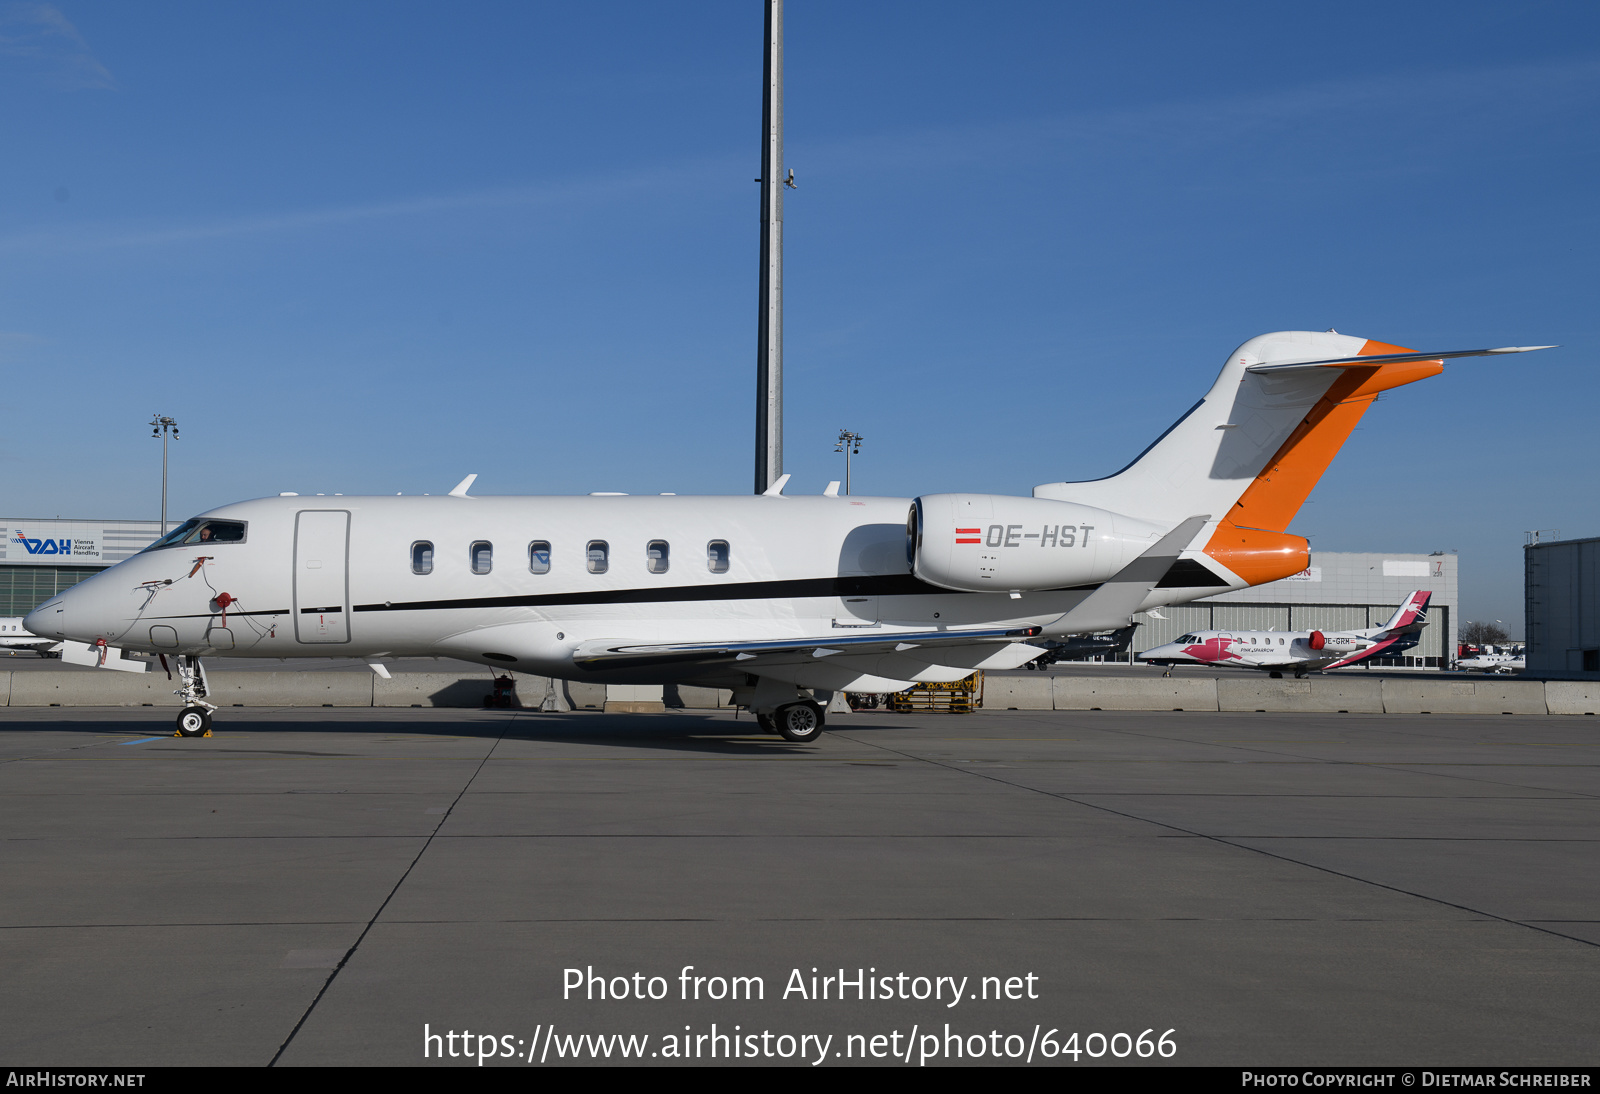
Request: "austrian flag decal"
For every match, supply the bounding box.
[955,528,981,544]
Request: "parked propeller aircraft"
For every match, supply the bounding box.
[1458,649,1525,674]
[25,332,1550,740]
[1139,591,1432,678]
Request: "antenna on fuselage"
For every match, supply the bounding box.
[449,474,478,498]
[754,0,785,494]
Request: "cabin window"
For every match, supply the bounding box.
[707,540,730,574]
[471,541,493,575]
[411,541,434,575]
[587,541,609,574]
[529,541,551,574]
[647,540,669,574]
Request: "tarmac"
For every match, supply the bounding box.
[1,704,1596,1067]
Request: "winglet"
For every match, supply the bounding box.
[1050,515,1210,635]
[762,473,792,497]
[449,474,478,498]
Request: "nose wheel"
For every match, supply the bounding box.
[171,655,217,737]
[177,706,213,737]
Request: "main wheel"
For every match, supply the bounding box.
[755,712,775,732]
[775,702,824,743]
[176,706,211,737]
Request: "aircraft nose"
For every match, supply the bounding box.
[25,579,111,643]
[23,597,66,639]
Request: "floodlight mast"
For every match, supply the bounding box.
[149,414,179,534]
[835,429,863,495]
[754,0,785,494]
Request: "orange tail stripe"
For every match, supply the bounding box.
[1203,339,1443,585]
[1220,339,1443,534]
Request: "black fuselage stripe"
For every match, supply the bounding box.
[152,558,1225,620]
[351,574,988,613]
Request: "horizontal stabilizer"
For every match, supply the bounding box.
[1246,346,1555,374]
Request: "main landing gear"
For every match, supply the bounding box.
[173,655,216,737]
[755,701,826,743]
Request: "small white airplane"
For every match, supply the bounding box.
[1139,591,1432,678]
[0,617,60,656]
[1457,649,1524,674]
[24,332,1551,739]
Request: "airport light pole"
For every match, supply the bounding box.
[754,0,790,494]
[150,414,179,534]
[835,429,863,495]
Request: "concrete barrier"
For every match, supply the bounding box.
[10,671,184,707]
[983,675,1054,710]
[669,685,732,709]
[375,673,507,707]
[1544,681,1600,716]
[1217,676,1384,713]
[1053,675,1219,711]
[567,681,605,711]
[205,672,374,707]
[5,666,1589,717]
[605,684,665,713]
[1381,678,1547,715]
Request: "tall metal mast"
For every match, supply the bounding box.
[754,0,785,494]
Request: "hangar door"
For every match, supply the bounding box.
[294,510,351,644]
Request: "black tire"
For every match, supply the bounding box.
[1269,671,1282,679]
[176,706,211,737]
[775,702,824,743]
[755,712,775,732]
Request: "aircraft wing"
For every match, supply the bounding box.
[572,624,1043,673]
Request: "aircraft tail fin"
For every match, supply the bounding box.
[1034,334,1546,588]
[1376,590,1432,635]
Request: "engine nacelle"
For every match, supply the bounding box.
[1302,631,1361,654]
[909,494,1172,594]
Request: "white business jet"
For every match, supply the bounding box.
[1139,591,1432,677]
[0,617,60,656]
[25,332,1550,740]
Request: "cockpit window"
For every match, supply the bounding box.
[140,519,248,552]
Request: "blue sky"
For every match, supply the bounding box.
[2,1,1596,630]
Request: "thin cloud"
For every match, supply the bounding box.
[0,1,115,89]
[799,55,1600,180]
[0,153,746,257]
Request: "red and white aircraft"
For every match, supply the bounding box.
[1139,591,1432,677]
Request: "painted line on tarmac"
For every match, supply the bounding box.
[117,737,167,745]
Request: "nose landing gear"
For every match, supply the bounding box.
[172,655,216,737]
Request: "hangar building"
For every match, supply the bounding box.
[1524,534,1600,678]
[1132,551,1459,669]
[2,518,163,617]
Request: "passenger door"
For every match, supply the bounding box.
[294,510,351,644]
